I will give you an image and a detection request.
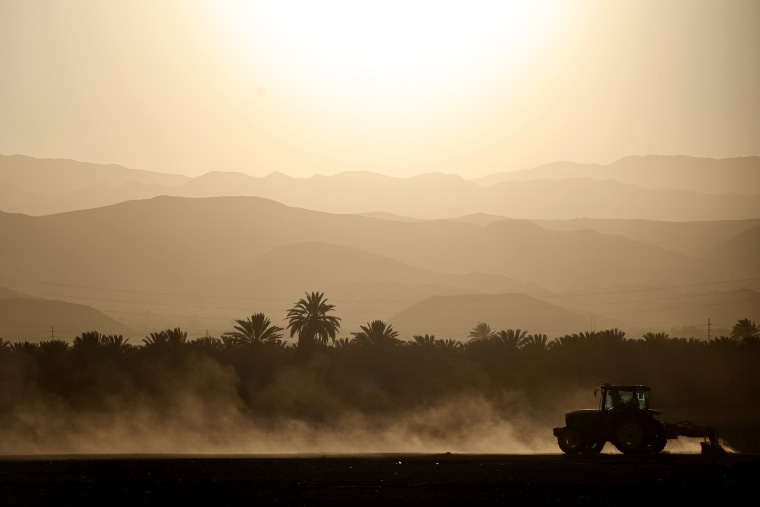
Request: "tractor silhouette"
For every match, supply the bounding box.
[553,384,724,454]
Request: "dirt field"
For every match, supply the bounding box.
[1,452,757,506]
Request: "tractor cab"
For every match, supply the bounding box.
[596,384,650,412]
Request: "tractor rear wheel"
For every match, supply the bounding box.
[558,427,584,454]
[613,420,646,454]
[647,421,668,453]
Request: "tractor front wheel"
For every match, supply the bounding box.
[558,427,584,454]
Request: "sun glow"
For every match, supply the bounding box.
[208,1,567,96]
[192,0,577,176]
[264,1,532,72]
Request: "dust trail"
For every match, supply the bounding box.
[0,394,562,455]
[0,351,742,455]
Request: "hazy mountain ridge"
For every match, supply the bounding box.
[474,155,760,195]
[480,178,760,221]
[233,240,548,300]
[509,217,759,258]
[389,293,596,340]
[0,154,189,195]
[0,182,52,215]
[711,225,760,277]
[227,241,551,332]
[476,220,712,291]
[1,195,755,341]
[0,293,135,341]
[2,154,758,220]
[0,287,40,299]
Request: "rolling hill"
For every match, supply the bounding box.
[2,154,758,220]
[1,195,755,339]
[388,293,596,340]
[0,195,718,295]
[0,154,188,195]
[474,155,760,195]
[0,292,134,342]
[710,224,760,277]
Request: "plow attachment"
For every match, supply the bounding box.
[665,420,727,454]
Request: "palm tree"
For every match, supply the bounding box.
[493,329,528,349]
[521,333,549,352]
[38,339,69,357]
[332,337,354,349]
[143,328,186,348]
[598,328,626,345]
[286,291,341,350]
[730,318,760,344]
[220,334,240,350]
[70,333,131,358]
[707,335,737,350]
[224,313,284,345]
[351,320,401,346]
[143,330,169,348]
[165,327,187,346]
[548,334,576,351]
[73,330,103,350]
[594,328,627,353]
[468,322,495,342]
[436,338,464,353]
[642,332,670,344]
[100,334,131,354]
[189,335,223,354]
[550,331,606,351]
[11,341,39,354]
[411,334,437,349]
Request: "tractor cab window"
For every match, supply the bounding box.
[604,391,617,411]
[604,389,649,410]
[634,390,649,409]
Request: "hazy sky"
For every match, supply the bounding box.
[1,0,758,178]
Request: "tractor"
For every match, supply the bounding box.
[553,384,724,454]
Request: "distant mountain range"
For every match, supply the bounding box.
[1,194,757,342]
[0,287,134,341]
[389,293,594,340]
[2,154,759,220]
[473,155,760,195]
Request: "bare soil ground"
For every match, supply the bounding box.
[1,452,757,506]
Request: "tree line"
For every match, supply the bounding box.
[1,291,758,429]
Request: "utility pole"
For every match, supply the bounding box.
[707,318,711,341]
[51,325,55,340]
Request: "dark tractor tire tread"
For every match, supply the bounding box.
[613,419,647,454]
[558,428,584,454]
[647,420,668,454]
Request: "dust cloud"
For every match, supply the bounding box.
[0,350,569,455]
[0,390,561,456]
[0,402,561,456]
